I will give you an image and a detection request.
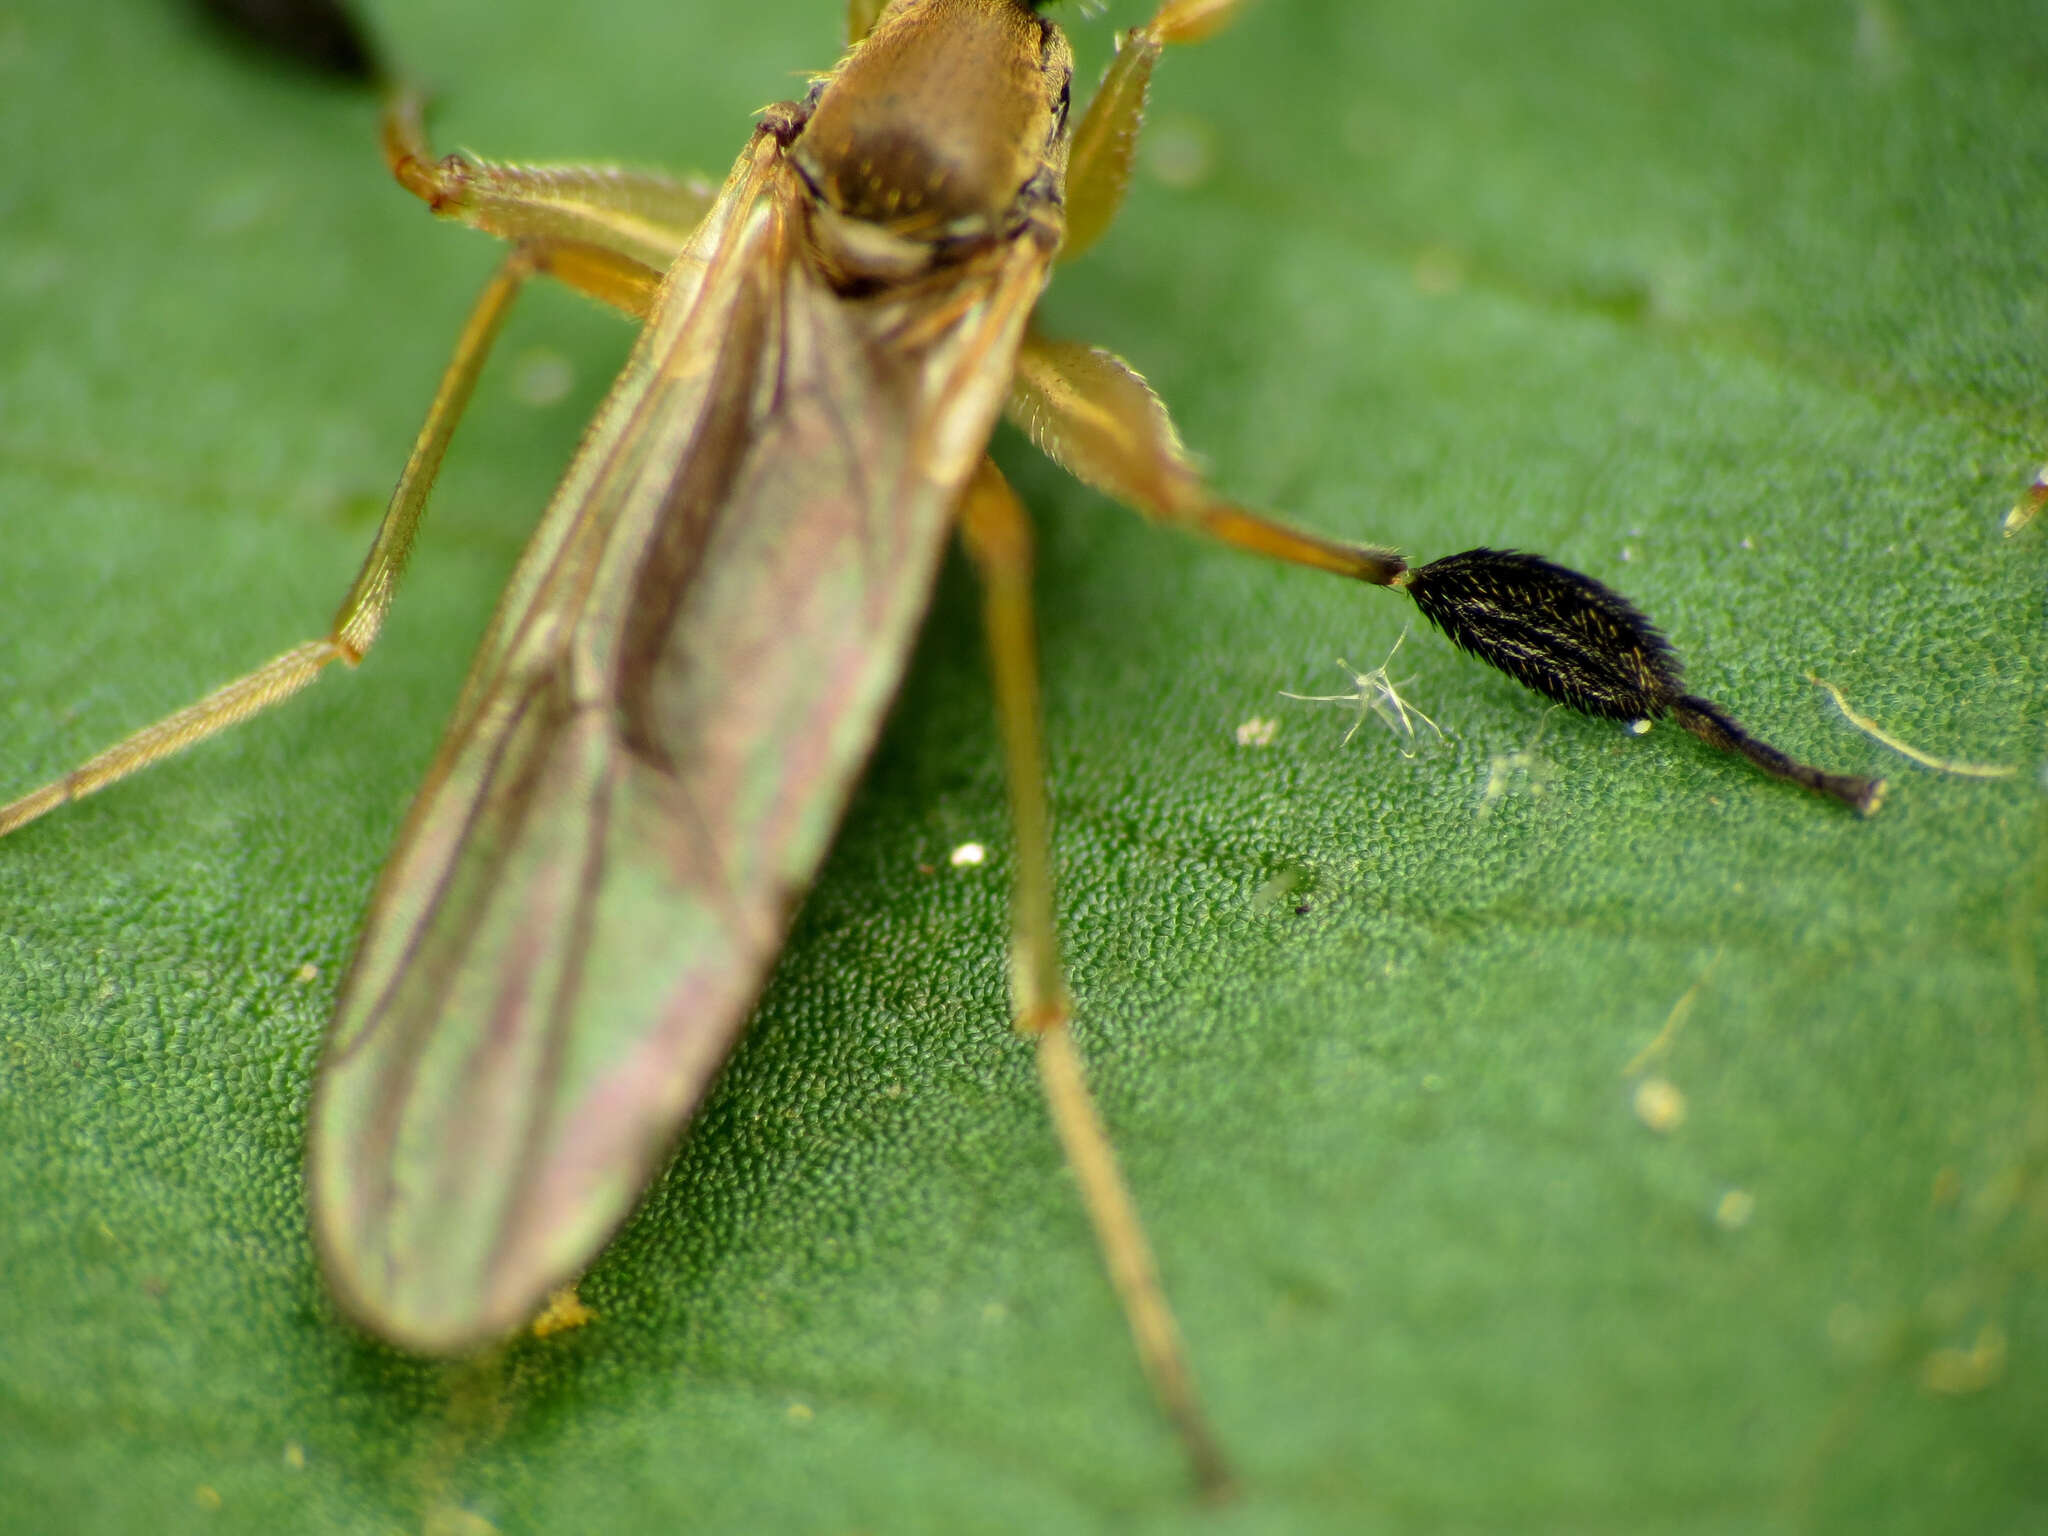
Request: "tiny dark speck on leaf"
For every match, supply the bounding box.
[191,0,384,83]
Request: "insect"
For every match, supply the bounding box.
[0,0,1881,1495]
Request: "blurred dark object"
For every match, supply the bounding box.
[191,0,382,83]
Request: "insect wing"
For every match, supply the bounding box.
[309,142,1052,1353]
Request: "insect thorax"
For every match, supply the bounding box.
[790,0,1073,282]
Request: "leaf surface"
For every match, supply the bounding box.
[1,1,2042,1531]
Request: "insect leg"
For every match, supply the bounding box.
[1008,333,1883,810]
[0,244,558,839]
[382,88,708,292]
[1063,0,1251,262]
[956,456,1236,1502]
[845,0,887,46]
[1008,329,1407,582]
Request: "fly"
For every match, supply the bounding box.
[0,0,1882,1496]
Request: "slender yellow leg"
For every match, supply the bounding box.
[1,245,547,839]
[1039,4,1403,589]
[0,78,718,841]
[845,0,888,46]
[1009,329,1408,584]
[1064,0,1252,262]
[382,89,709,291]
[956,457,1236,1502]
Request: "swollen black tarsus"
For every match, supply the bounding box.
[1400,547,1884,814]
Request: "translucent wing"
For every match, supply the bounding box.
[309,136,1052,1351]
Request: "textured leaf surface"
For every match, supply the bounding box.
[2,2,2043,1532]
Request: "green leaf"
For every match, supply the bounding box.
[2,1,2042,1531]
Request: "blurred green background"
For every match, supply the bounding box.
[2,1,2043,1531]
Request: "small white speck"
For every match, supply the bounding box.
[1627,719,1652,736]
[949,842,987,868]
[1714,1189,1756,1230]
[511,347,576,407]
[1633,1075,1686,1133]
[1234,716,1279,747]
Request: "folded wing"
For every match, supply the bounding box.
[310,140,1051,1352]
